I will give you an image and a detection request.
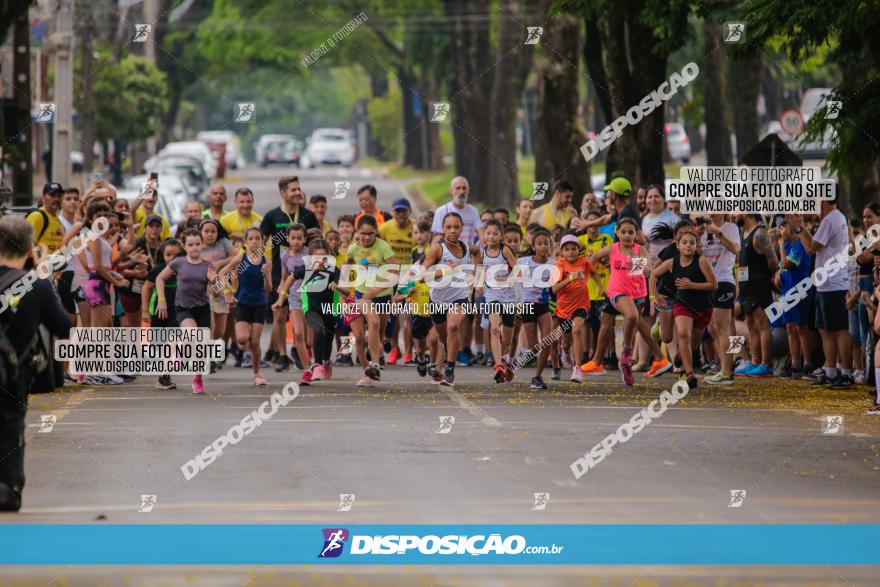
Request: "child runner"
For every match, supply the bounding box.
[220,227,273,386]
[155,229,218,394]
[582,218,670,385]
[476,219,520,382]
[298,240,344,381]
[517,228,555,389]
[346,215,398,386]
[421,212,480,386]
[650,229,717,389]
[552,234,604,382]
[200,218,236,372]
[142,238,184,389]
[273,224,311,380]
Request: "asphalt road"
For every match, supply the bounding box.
[3,165,879,586]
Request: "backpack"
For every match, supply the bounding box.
[26,208,51,242]
[0,269,42,391]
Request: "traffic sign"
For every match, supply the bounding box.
[780,109,804,136]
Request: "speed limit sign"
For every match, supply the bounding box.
[780,109,804,136]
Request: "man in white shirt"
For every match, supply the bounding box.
[789,197,852,388]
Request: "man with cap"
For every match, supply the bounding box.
[529,179,579,230]
[379,197,416,365]
[586,176,643,242]
[26,183,65,257]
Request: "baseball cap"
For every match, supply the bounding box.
[392,197,411,211]
[560,234,580,247]
[603,177,632,196]
[145,214,163,226]
[43,182,63,195]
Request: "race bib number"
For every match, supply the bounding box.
[738,267,749,282]
[131,279,144,294]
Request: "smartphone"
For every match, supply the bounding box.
[149,172,159,181]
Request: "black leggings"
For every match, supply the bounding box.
[306,311,338,365]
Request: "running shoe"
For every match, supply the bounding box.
[102,373,124,385]
[366,363,381,380]
[530,376,548,390]
[263,349,277,364]
[686,372,698,390]
[428,363,442,384]
[191,375,205,394]
[747,364,774,378]
[561,351,572,369]
[829,374,853,389]
[356,376,374,387]
[810,373,834,387]
[704,372,734,385]
[569,367,583,383]
[311,364,325,381]
[241,352,253,369]
[619,348,634,386]
[486,352,495,367]
[456,350,472,367]
[493,364,506,383]
[440,366,455,387]
[503,363,516,382]
[645,358,672,377]
[867,402,880,415]
[387,347,402,365]
[473,351,485,366]
[580,360,607,376]
[254,374,268,386]
[300,369,313,386]
[275,355,291,372]
[551,368,561,381]
[735,362,757,377]
[404,352,415,365]
[854,371,866,385]
[604,353,619,371]
[416,355,428,377]
[155,375,176,389]
[82,374,105,385]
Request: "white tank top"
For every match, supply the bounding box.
[429,239,472,304]
[517,256,552,304]
[482,247,519,303]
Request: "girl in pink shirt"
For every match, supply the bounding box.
[586,218,669,385]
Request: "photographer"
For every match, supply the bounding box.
[0,217,71,512]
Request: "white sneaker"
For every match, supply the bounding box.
[854,371,866,385]
[569,367,583,382]
[241,352,253,368]
[561,352,572,369]
[101,373,124,385]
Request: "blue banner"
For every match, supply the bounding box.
[1,525,878,565]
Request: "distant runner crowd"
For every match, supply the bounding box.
[2,175,880,417]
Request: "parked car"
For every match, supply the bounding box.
[152,141,217,179]
[260,140,299,167]
[665,122,691,163]
[254,134,295,166]
[116,185,184,233]
[144,155,209,202]
[196,130,244,169]
[302,128,355,167]
[125,173,191,214]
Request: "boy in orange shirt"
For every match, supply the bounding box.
[552,234,605,382]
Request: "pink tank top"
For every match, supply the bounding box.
[606,242,647,300]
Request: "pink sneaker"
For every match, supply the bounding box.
[356,375,374,387]
[311,365,325,381]
[191,375,205,394]
[619,348,634,386]
[300,369,313,386]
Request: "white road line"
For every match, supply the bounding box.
[441,387,501,427]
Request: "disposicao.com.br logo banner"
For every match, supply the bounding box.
[1,525,879,565]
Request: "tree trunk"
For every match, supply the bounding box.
[367,68,389,159]
[444,0,493,202]
[730,46,762,162]
[78,3,96,173]
[629,18,667,185]
[488,0,526,207]
[583,16,613,180]
[536,5,590,197]
[599,13,640,182]
[703,20,733,166]
[400,69,423,169]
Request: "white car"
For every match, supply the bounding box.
[196,130,244,169]
[116,186,184,232]
[153,141,217,179]
[665,122,691,163]
[125,174,190,218]
[303,128,355,167]
[254,134,295,166]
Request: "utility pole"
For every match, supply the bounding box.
[11,14,34,205]
[50,0,73,189]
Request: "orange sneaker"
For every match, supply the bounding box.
[387,347,402,365]
[580,360,607,376]
[645,358,672,377]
